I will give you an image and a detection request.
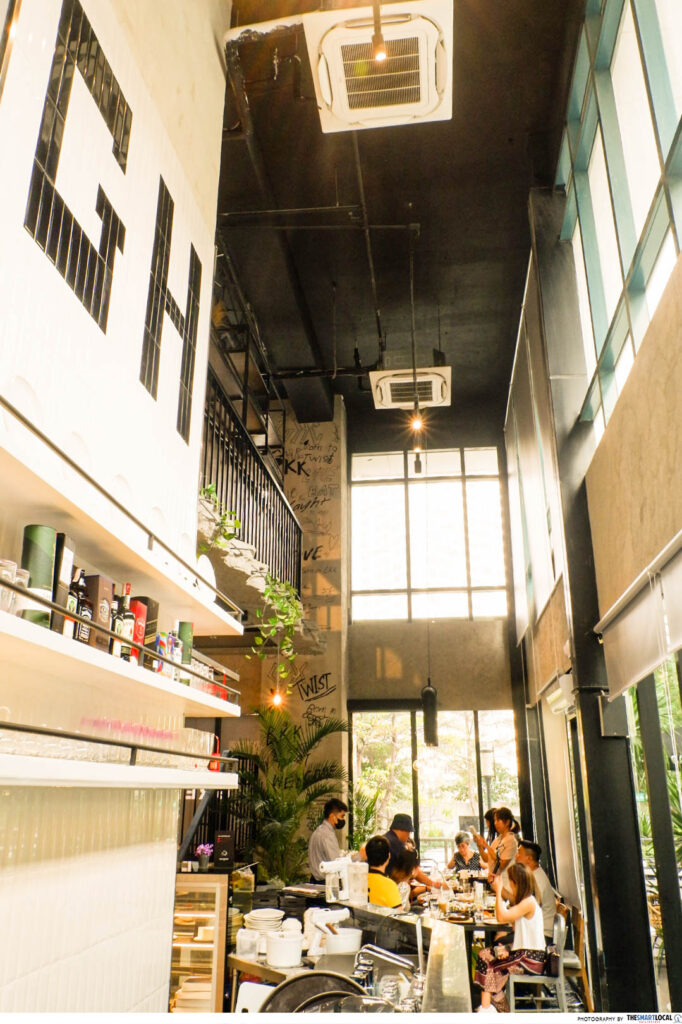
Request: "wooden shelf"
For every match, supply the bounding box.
[0,753,238,789]
[0,430,243,636]
[0,610,241,718]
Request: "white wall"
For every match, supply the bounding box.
[0,0,229,555]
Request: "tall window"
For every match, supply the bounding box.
[351,448,506,621]
[557,0,682,440]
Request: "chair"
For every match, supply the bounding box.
[563,904,594,1012]
[234,981,275,1013]
[508,913,567,1013]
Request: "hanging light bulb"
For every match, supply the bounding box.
[410,411,423,432]
[372,0,387,61]
[269,687,284,708]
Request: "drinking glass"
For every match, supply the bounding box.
[0,560,16,613]
[12,568,30,616]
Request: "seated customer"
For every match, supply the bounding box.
[474,863,546,1013]
[390,847,421,906]
[515,840,559,944]
[447,831,481,871]
[366,835,402,909]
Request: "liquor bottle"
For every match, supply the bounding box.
[110,593,123,658]
[73,568,93,644]
[120,582,135,662]
[63,569,79,640]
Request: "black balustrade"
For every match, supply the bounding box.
[201,368,301,592]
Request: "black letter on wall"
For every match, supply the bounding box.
[139,178,202,444]
[24,0,129,330]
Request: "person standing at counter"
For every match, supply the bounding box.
[366,835,402,909]
[307,798,348,882]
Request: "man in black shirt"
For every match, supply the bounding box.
[383,813,443,891]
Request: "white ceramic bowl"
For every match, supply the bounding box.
[265,931,303,968]
[324,927,363,955]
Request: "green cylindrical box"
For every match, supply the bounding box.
[178,621,193,663]
[21,524,57,628]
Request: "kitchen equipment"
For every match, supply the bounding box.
[324,927,363,955]
[266,930,304,968]
[347,860,369,907]
[305,907,351,955]
[236,928,259,957]
[319,857,351,902]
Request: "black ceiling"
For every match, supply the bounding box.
[216,0,585,441]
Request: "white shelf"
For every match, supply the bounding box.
[0,431,243,636]
[0,610,241,718]
[0,754,239,789]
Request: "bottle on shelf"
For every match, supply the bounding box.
[73,568,93,644]
[120,582,135,662]
[110,592,123,658]
[63,569,79,640]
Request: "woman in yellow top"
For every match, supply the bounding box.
[366,835,402,908]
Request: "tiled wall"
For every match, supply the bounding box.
[0,788,180,1011]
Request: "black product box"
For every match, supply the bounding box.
[51,533,75,634]
[214,831,235,872]
[132,596,159,668]
[84,574,115,652]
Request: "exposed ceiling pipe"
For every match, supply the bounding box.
[224,40,330,386]
[352,132,386,365]
[268,363,378,380]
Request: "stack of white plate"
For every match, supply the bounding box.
[244,908,285,932]
[227,907,244,945]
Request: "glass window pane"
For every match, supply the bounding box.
[352,593,408,621]
[351,711,414,836]
[653,0,682,121]
[412,591,469,618]
[408,449,462,478]
[614,336,634,394]
[477,710,520,818]
[466,480,505,586]
[352,453,404,481]
[415,710,479,871]
[409,480,467,588]
[646,229,677,319]
[352,484,406,590]
[611,2,661,236]
[572,220,597,377]
[472,590,508,618]
[589,128,623,321]
[464,448,498,476]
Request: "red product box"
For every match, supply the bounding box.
[129,600,148,666]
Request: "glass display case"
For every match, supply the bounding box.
[170,875,229,1012]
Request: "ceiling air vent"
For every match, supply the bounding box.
[369,367,451,410]
[303,0,453,133]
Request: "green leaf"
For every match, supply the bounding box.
[254,636,263,645]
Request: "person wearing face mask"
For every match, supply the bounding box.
[308,798,348,882]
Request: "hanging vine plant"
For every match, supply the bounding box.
[197,483,241,555]
[248,573,303,686]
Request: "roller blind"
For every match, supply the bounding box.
[601,579,666,701]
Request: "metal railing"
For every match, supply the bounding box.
[201,368,301,592]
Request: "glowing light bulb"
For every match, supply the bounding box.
[411,414,423,432]
[375,46,387,62]
[271,689,283,708]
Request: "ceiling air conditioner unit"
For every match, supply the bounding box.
[302,0,453,133]
[369,366,451,409]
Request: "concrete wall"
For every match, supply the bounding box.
[586,251,682,615]
[349,618,512,709]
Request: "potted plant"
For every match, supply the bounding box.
[230,705,348,885]
[195,842,213,872]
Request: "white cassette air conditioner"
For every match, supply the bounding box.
[303,0,453,133]
[223,1,452,134]
[369,366,451,409]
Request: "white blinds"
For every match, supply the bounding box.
[601,579,666,701]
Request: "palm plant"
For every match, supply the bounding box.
[349,784,381,851]
[230,705,348,885]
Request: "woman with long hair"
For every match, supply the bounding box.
[474,862,546,1013]
[474,806,519,882]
